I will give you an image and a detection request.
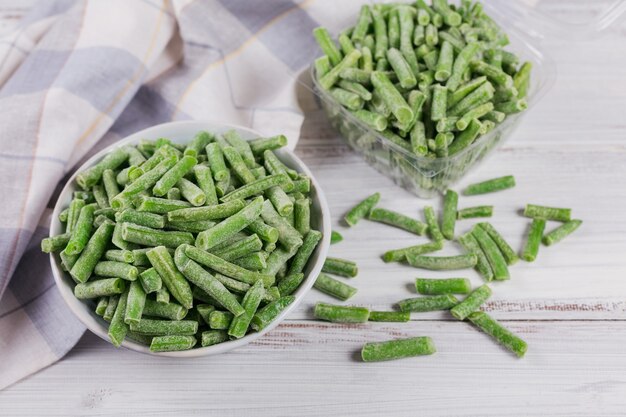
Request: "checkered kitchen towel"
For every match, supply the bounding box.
[0,0,359,390]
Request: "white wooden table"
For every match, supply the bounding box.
[2,2,626,416]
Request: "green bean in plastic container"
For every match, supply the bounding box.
[309,0,555,198]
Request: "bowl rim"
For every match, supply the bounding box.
[50,120,331,357]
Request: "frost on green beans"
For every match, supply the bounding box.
[44,130,321,351]
[312,1,532,193]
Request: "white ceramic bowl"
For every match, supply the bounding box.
[50,120,331,357]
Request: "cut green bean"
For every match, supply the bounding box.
[330,230,343,244]
[521,218,546,262]
[478,222,519,265]
[441,189,458,240]
[313,273,357,301]
[177,177,206,207]
[184,244,274,288]
[314,302,369,323]
[196,197,263,250]
[542,219,582,246]
[397,294,458,312]
[103,295,119,322]
[423,205,444,242]
[471,225,509,280]
[94,261,139,281]
[457,231,494,281]
[108,290,129,347]
[146,246,193,309]
[209,311,233,329]
[228,280,265,338]
[371,71,413,126]
[344,192,380,226]
[69,221,114,283]
[457,205,493,219]
[523,204,571,222]
[205,142,229,182]
[320,49,362,90]
[166,199,245,223]
[95,297,108,316]
[201,330,229,347]
[135,196,191,214]
[104,249,134,263]
[124,280,146,325]
[368,207,428,235]
[416,278,471,295]
[174,247,245,316]
[77,147,128,189]
[138,267,162,293]
[149,335,196,352]
[121,222,194,248]
[313,27,342,67]
[382,240,443,263]
[322,257,358,278]
[463,175,515,195]
[115,208,165,229]
[361,336,436,362]
[368,311,410,322]
[407,253,477,270]
[130,319,198,336]
[41,233,71,254]
[250,295,295,331]
[249,135,288,155]
[74,278,126,299]
[66,198,85,234]
[184,131,212,157]
[277,273,305,296]
[468,311,527,357]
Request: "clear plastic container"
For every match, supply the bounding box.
[307,0,624,198]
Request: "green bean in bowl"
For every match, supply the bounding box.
[44,121,330,356]
[311,0,539,198]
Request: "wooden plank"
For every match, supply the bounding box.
[1,321,626,416]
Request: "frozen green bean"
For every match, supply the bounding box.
[463,175,515,195]
[521,218,546,262]
[77,147,128,189]
[177,177,206,207]
[209,311,233,329]
[121,222,194,248]
[74,278,126,299]
[478,222,519,265]
[368,311,410,322]
[468,311,527,357]
[423,205,444,242]
[361,336,436,362]
[124,280,146,325]
[471,225,509,280]
[407,253,477,270]
[446,118,482,155]
[63,202,97,256]
[201,330,229,347]
[149,335,196,352]
[368,207,428,235]
[344,192,380,226]
[130,319,198,336]
[397,294,458,312]
[382,240,443,263]
[146,246,193,309]
[314,302,369,323]
[313,273,357,301]
[330,230,343,244]
[322,257,358,278]
[184,244,274,288]
[115,208,165,229]
[313,27,342,66]
[228,280,265,338]
[371,71,413,126]
[457,205,493,219]
[108,290,129,347]
[94,261,139,281]
[138,267,162,293]
[70,221,114,283]
[457,231,493,281]
[103,295,119,322]
[524,204,571,222]
[41,233,71,254]
[277,273,305,296]
[542,219,582,246]
[416,278,471,295]
[166,199,245,223]
[196,197,263,250]
[440,189,458,240]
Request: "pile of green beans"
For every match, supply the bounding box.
[312,0,532,196]
[42,131,322,352]
[311,175,582,361]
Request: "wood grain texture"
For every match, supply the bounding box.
[2,1,626,415]
[2,323,626,416]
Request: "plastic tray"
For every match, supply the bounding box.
[307,0,625,198]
